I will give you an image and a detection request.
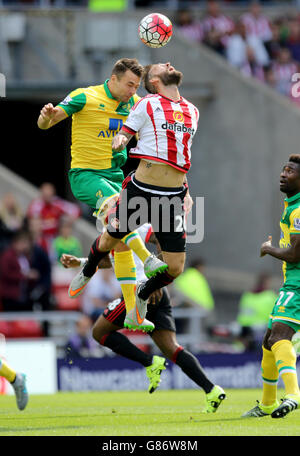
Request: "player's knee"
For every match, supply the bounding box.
[167,264,184,278]
[162,342,181,361]
[99,232,117,252]
[92,322,107,344]
[268,333,282,349]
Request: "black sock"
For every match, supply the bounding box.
[83,236,110,277]
[138,271,174,300]
[175,348,214,394]
[102,332,153,367]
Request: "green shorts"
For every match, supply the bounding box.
[68,168,124,211]
[268,283,300,332]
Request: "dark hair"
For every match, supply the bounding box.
[143,64,156,94]
[289,154,300,166]
[12,229,32,243]
[111,58,144,79]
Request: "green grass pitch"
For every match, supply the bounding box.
[0,388,300,436]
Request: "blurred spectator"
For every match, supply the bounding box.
[172,258,215,313]
[64,314,98,360]
[202,0,235,55]
[82,268,122,319]
[0,193,24,252]
[27,182,80,254]
[176,9,203,44]
[0,229,52,312]
[271,47,298,96]
[51,216,82,265]
[0,230,36,311]
[225,20,269,80]
[240,1,273,44]
[27,216,48,253]
[27,231,52,312]
[283,17,300,63]
[237,272,277,351]
[264,20,283,61]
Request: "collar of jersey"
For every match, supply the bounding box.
[103,78,133,113]
[104,79,117,100]
[158,93,183,103]
[285,192,300,205]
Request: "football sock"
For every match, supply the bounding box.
[138,271,175,301]
[271,339,300,396]
[121,231,151,263]
[114,250,137,313]
[261,346,278,406]
[83,235,110,278]
[0,359,16,383]
[100,332,153,367]
[172,347,214,394]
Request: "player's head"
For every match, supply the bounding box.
[143,62,183,94]
[280,154,300,195]
[11,230,32,255]
[40,182,56,203]
[109,58,143,102]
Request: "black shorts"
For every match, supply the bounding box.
[106,173,188,253]
[102,288,176,333]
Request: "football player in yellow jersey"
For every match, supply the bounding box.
[37,58,167,332]
[243,154,300,419]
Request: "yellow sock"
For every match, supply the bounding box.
[114,250,137,313]
[261,346,278,406]
[271,339,300,396]
[0,359,16,383]
[121,231,151,264]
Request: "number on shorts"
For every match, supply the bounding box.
[108,298,122,311]
[276,291,294,307]
[175,214,187,232]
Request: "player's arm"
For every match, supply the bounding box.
[183,175,193,214]
[37,103,68,129]
[260,234,300,263]
[38,90,86,130]
[111,128,135,152]
[60,254,112,269]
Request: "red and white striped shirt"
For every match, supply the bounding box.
[202,14,234,36]
[122,94,199,173]
[241,13,272,42]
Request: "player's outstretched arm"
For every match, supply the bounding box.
[60,253,112,269]
[37,103,67,130]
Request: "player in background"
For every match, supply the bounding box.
[69,62,197,332]
[61,224,226,413]
[37,58,167,333]
[0,358,28,410]
[243,154,300,419]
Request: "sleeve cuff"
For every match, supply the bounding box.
[122,125,136,135]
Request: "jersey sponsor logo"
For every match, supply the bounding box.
[173,111,184,123]
[162,121,195,135]
[60,95,72,105]
[109,118,123,131]
[293,218,300,230]
[98,118,123,138]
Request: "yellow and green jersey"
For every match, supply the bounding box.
[57,80,140,170]
[279,192,300,284]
